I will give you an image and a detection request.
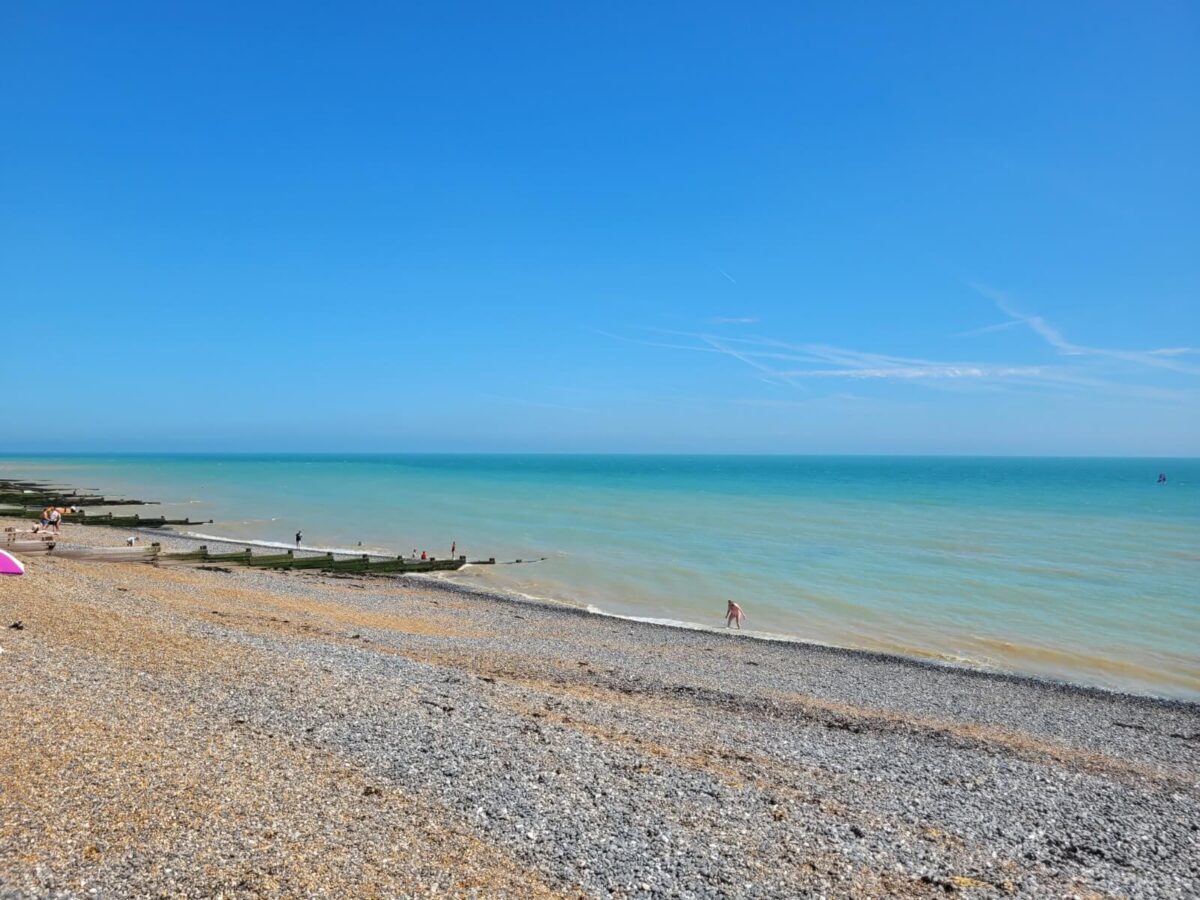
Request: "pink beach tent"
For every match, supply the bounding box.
[0,549,25,575]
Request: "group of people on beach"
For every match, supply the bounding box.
[292,529,460,563]
[35,506,70,533]
[407,546,456,560]
[407,543,458,560]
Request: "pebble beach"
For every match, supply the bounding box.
[2,519,1198,898]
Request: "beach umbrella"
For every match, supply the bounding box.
[0,549,25,575]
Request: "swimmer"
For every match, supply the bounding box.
[725,601,746,630]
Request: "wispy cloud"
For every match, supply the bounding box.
[718,269,738,284]
[617,330,1053,386]
[964,282,1200,375]
[598,290,1198,404]
[700,335,784,385]
[701,336,775,373]
[707,316,759,325]
[1149,348,1200,357]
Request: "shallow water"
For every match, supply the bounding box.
[4,454,1197,699]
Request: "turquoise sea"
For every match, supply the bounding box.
[3,454,1197,699]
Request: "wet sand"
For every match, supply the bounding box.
[1,520,1198,898]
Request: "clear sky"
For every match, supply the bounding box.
[3,2,1197,454]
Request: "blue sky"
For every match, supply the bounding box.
[3,1,1197,454]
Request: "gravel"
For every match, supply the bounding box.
[1,518,1197,898]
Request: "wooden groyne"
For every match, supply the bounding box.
[0,493,152,508]
[1,476,198,526]
[163,545,484,574]
[0,477,154,509]
[0,508,210,528]
[1,474,500,575]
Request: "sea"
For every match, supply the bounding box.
[3,454,1197,700]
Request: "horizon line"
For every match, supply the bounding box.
[2,450,1197,460]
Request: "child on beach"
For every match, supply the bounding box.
[726,601,746,629]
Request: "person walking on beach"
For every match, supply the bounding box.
[725,600,746,630]
[295,530,302,547]
[451,540,456,558]
[47,508,62,534]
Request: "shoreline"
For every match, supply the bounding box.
[2,515,1198,896]
[95,522,1200,709]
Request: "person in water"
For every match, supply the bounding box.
[295,530,302,547]
[726,601,746,629]
[451,540,456,557]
